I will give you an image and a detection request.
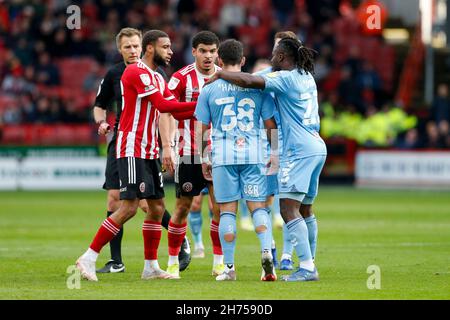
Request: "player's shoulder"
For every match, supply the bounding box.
[253,66,272,76]
[123,62,150,78]
[175,63,196,77]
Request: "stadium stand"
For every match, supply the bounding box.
[0,0,448,152]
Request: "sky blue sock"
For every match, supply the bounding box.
[251,208,272,252]
[304,215,318,259]
[188,211,203,245]
[219,212,237,265]
[286,218,312,263]
[282,223,294,256]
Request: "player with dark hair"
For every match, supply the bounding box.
[207,37,326,282]
[76,30,197,282]
[93,28,191,274]
[165,31,224,278]
[196,39,279,281]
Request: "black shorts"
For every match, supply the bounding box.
[175,155,209,198]
[102,137,120,190]
[117,157,165,200]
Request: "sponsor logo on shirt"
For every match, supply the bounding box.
[168,77,180,90]
[140,74,151,86]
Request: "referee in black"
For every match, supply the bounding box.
[93,27,191,273]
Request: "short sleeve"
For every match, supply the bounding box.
[194,85,211,125]
[163,81,176,101]
[261,71,289,95]
[167,72,184,101]
[261,93,275,121]
[122,66,159,98]
[94,69,114,109]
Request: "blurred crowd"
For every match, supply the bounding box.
[0,0,448,149]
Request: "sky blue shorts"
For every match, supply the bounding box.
[278,155,326,204]
[212,164,269,203]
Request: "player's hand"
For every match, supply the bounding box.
[202,162,213,181]
[97,121,111,135]
[204,71,221,86]
[162,147,175,175]
[266,154,279,176]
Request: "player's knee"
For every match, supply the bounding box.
[107,192,120,211]
[190,198,202,212]
[139,203,150,214]
[121,207,138,219]
[300,205,312,218]
[255,224,267,234]
[224,233,235,242]
[176,197,192,215]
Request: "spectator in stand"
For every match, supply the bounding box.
[83,63,103,92]
[219,0,245,37]
[306,0,341,28]
[50,29,69,58]
[338,67,360,111]
[20,93,37,123]
[35,96,53,124]
[425,122,446,149]
[431,83,450,138]
[35,52,60,86]
[271,0,295,27]
[356,61,382,112]
[395,128,422,150]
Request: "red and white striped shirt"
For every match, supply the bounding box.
[117,61,175,159]
[168,63,220,156]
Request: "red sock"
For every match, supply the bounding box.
[168,220,187,256]
[210,220,223,255]
[142,220,162,260]
[89,217,121,253]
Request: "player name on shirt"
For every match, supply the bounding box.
[217,82,251,92]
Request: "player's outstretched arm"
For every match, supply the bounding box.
[207,70,266,89]
[148,90,196,114]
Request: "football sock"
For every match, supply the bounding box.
[82,248,99,261]
[188,210,203,247]
[168,220,187,259]
[89,217,121,255]
[282,223,294,256]
[213,254,224,266]
[107,210,123,264]
[286,218,313,270]
[304,214,318,260]
[219,212,236,265]
[210,220,223,255]
[144,259,160,270]
[300,259,315,272]
[142,220,162,261]
[251,208,272,252]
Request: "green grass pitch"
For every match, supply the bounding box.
[1,186,449,300]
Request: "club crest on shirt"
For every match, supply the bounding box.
[140,74,151,86]
[182,182,193,192]
[267,72,279,78]
[168,77,180,90]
